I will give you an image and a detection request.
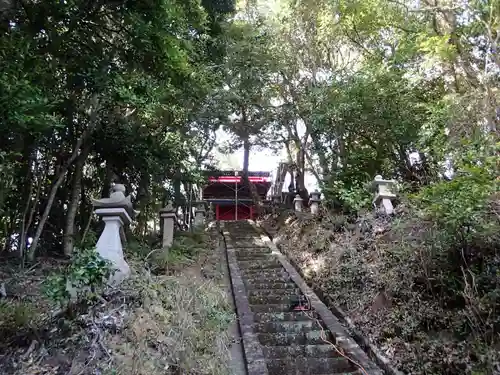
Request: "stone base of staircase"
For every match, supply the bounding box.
[222,220,383,375]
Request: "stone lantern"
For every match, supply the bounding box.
[92,184,138,285]
[309,190,321,215]
[372,175,397,215]
[194,201,206,228]
[293,194,303,212]
[159,201,176,248]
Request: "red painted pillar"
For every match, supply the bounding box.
[216,204,220,221]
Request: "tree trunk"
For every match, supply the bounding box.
[242,137,264,214]
[135,173,150,237]
[19,165,47,263]
[63,143,91,256]
[173,170,182,210]
[28,94,99,261]
[243,138,250,174]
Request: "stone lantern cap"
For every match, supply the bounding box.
[194,200,207,213]
[372,175,396,202]
[310,190,321,202]
[160,201,176,217]
[93,184,138,224]
[293,194,303,202]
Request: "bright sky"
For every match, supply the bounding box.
[214,129,319,193]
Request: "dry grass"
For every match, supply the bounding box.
[105,261,234,375]
[0,229,235,375]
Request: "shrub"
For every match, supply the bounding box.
[415,166,499,253]
[412,163,500,350]
[0,300,38,333]
[322,178,372,213]
[43,247,114,308]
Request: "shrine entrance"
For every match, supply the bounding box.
[202,171,271,221]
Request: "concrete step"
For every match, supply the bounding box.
[237,259,283,270]
[246,281,297,290]
[235,247,272,254]
[254,311,320,323]
[255,319,322,334]
[266,356,354,375]
[258,330,333,346]
[262,344,337,358]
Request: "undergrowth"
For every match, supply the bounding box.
[270,168,500,374]
[106,258,234,375]
[0,228,234,375]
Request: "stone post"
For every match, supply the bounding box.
[293,194,303,212]
[372,175,397,215]
[160,201,176,248]
[272,194,281,204]
[309,190,321,215]
[207,203,215,221]
[92,184,137,285]
[194,201,206,228]
[271,194,281,215]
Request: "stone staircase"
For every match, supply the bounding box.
[223,220,382,375]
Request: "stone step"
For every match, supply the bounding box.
[235,253,272,260]
[244,276,292,286]
[251,303,297,313]
[266,356,354,375]
[248,293,301,305]
[255,319,322,334]
[231,240,270,250]
[246,281,298,290]
[233,245,268,250]
[258,330,333,346]
[248,288,301,298]
[237,259,283,270]
[241,268,288,277]
[262,344,337,358]
[254,311,320,323]
[235,249,274,260]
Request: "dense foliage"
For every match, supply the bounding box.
[0,0,235,260]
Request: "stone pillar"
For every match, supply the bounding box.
[271,194,281,215]
[206,203,214,221]
[293,194,303,212]
[309,190,321,215]
[372,175,397,215]
[160,202,176,248]
[194,201,206,228]
[92,184,137,285]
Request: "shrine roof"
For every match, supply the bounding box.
[203,170,271,177]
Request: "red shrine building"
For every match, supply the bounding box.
[202,171,272,221]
